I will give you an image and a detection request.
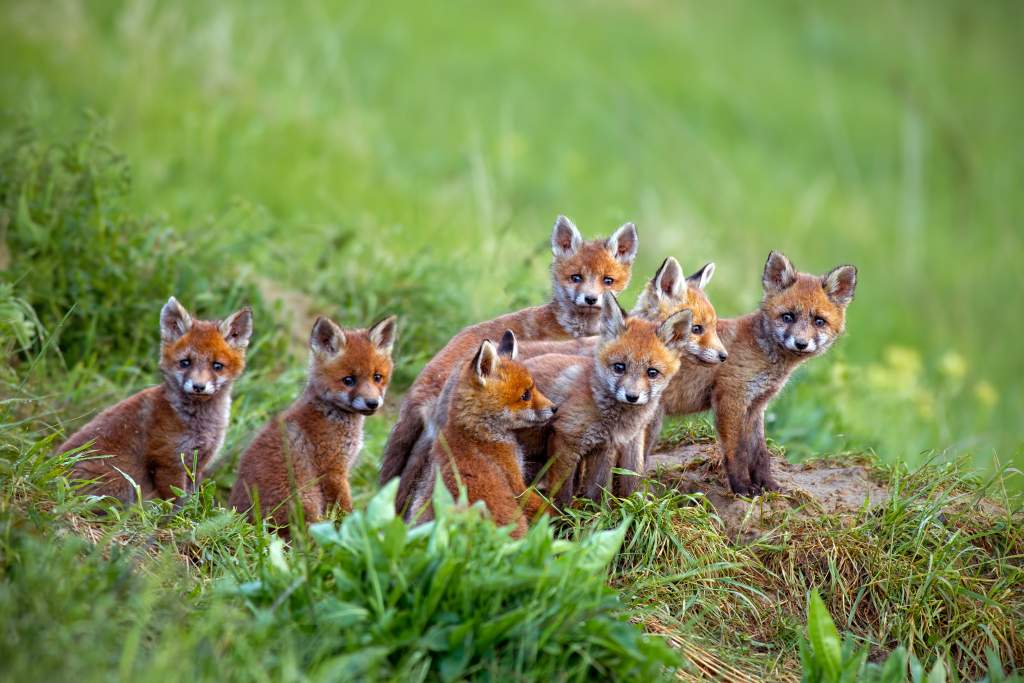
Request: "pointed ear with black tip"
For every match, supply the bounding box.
[687,262,716,291]
[762,251,797,293]
[310,316,346,358]
[653,257,686,301]
[657,308,694,350]
[473,340,501,383]
[220,306,254,350]
[368,315,398,355]
[497,329,518,360]
[160,297,193,344]
[551,215,582,258]
[600,293,627,340]
[822,265,857,307]
[606,222,639,265]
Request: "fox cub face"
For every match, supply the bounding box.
[631,257,728,365]
[308,315,398,415]
[761,251,857,357]
[595,296,692,406]
[160,297,253,399]
[465,331,556,430]
[550,215,637,322]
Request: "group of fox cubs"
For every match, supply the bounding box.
[59,216,857,537]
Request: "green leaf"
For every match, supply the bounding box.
[807,589,842,682]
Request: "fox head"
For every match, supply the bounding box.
[307,315,397,416]
[160,297,252,400]
[760,251,857,357]
[630,257,728,365]
[593,295,691,406]
[550,215,638,336]
[458,331,556,432]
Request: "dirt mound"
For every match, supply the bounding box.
[645,444,890,542]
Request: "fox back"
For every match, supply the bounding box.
[60,297,252,502]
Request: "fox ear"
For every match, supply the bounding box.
[600,293,627,340]
[160,297,193,344]
[606,222,639,265]
[763,251,797,293]
[551,215,582,258]
[497,329,518,360]
[220,306,253,350]
[310,316,346,358]
[473,340,500,382]
[657,308,694,350]
[368,315,398,355]
[822,265,857,307]
[687,262,716,291]
[653,257,686,301]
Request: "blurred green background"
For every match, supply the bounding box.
[2,0,1021,480]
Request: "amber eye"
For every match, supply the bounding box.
[691,325,703,335]
[814,317,827,328]
[342,376,356,386]
[570,273,583,283]
[212,361,224,371]
[646,368,660,379]
[373,372,383,383]
[602,276,614,286]
[179,358,191,368]
[781,313,795,323]
[521,388,532,402]
[612,362,626,374]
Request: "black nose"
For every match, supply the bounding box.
[365,399,379,410]
[795,341,809,350]
[192,383,206,392]
[718,352,728,362]
[584,295,598,305]
[550,405,559,415]
[625,393,640,403]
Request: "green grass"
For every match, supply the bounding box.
[1,1,1022,680]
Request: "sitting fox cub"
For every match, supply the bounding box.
[408,332,556,539]
[230,315,397,529]
[59,297,253,502]
[522,295,693,507]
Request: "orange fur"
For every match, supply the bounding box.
[230,316,396,531]
[58,298,252,503]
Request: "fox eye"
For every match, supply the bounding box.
[646,368,660,379]
[373,372,383,383]
[342,376,356,386]
[212,361,224,371]
[179,358,191,368]
[602,276,614,286]
[612,362,626,374]
[814,317,827,327]
[521,388,532,402]
[570,273,583,283]
[691,325,703,335]
[781,312,795,324]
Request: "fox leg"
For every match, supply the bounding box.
[713,397,756,496]
[612,438,644,498]
[150,460,188,501]
[321,468,353,514]
[642,406,665,461]
[545,433,580,510]
[745,410,780,493]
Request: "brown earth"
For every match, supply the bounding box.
[645,443,891,542]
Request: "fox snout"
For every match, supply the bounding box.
[351,391,385,415]
[182,373,218,397]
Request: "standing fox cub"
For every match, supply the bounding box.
[230,315,397,529]
[407,332,556,539]
[522,296,693,507]
[59,297,253,502]
[382,215,638,512]
[650,251,857,495]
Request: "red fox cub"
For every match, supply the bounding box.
[522,295,693,507]
[59,297,253,503]
[229,315,397,529]
[518,256,728,365]
[407,332,556,539]
[382,215,639,511]
[652,251,857,495]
